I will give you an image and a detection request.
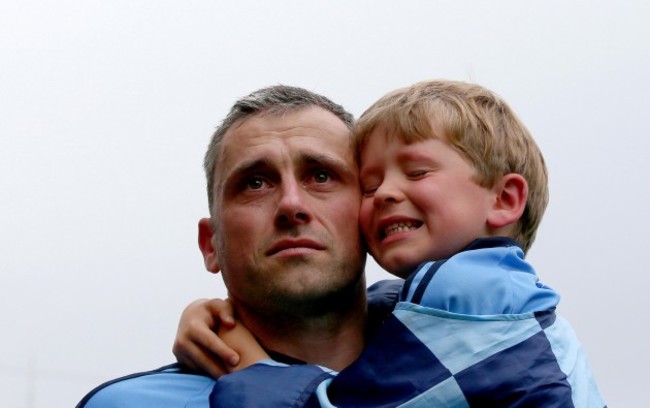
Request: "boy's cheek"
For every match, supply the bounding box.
[358,201,375,240]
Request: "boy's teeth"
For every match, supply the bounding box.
[385,222,418,236]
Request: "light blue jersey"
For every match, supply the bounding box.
[78,238,605,407]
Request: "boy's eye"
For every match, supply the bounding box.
[361,184,377,196]
[360,175,380,196]
[407,169,428,178]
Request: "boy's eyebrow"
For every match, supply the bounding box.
[397,150,436,162]
[358,161,378,176]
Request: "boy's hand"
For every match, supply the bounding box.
[216,315,270,373]
[173,298,240,378]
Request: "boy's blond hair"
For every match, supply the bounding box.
[355,80,548,253]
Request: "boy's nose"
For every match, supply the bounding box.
[373,179,404,207]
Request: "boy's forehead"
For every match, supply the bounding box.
[361,119,449,147]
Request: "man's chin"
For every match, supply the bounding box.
[266,274,363,315]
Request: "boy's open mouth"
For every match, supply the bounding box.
[380,221,423,240]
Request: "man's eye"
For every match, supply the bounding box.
[246,177,266,190]
[313,170,331,183]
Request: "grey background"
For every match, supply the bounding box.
[1,1,648,406]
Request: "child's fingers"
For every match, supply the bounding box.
[172,297,241,376]
[205,298,236,328]
[192,323,240,366]
[217,321,269,372]
[178,298,217,329]
[176,343,228,379]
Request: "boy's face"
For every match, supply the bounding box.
[359,126,497,278]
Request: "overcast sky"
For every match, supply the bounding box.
[1,1,648,406]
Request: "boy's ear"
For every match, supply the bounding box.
[198,218,221,274]
[486,173,528,230]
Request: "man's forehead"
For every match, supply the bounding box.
[229,106,349,136]
[217,107,354,179]
[220,139,354,173]
[222,109,351,158]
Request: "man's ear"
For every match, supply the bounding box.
[487,173,528,229]
[198,218,221,274]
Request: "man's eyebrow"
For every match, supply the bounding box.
[218,158,271,190]
[302,153,356,176]
[226,158,271,179]
[235,158,271,172]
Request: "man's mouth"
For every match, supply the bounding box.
[266,239,325,256]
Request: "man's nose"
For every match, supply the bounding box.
[275,178,311,226]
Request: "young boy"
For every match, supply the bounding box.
[176,80,604,407]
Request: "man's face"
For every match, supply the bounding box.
[201,107,365,314]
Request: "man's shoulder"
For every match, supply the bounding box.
[211,360,335,407]
[76,363,215,408]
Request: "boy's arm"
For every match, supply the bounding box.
[173,298,335,407]
[173,298,268,378]
[216,317,270,372]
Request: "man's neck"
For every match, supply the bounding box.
[235,285,368,371]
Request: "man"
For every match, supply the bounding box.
[76,85,372,407]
